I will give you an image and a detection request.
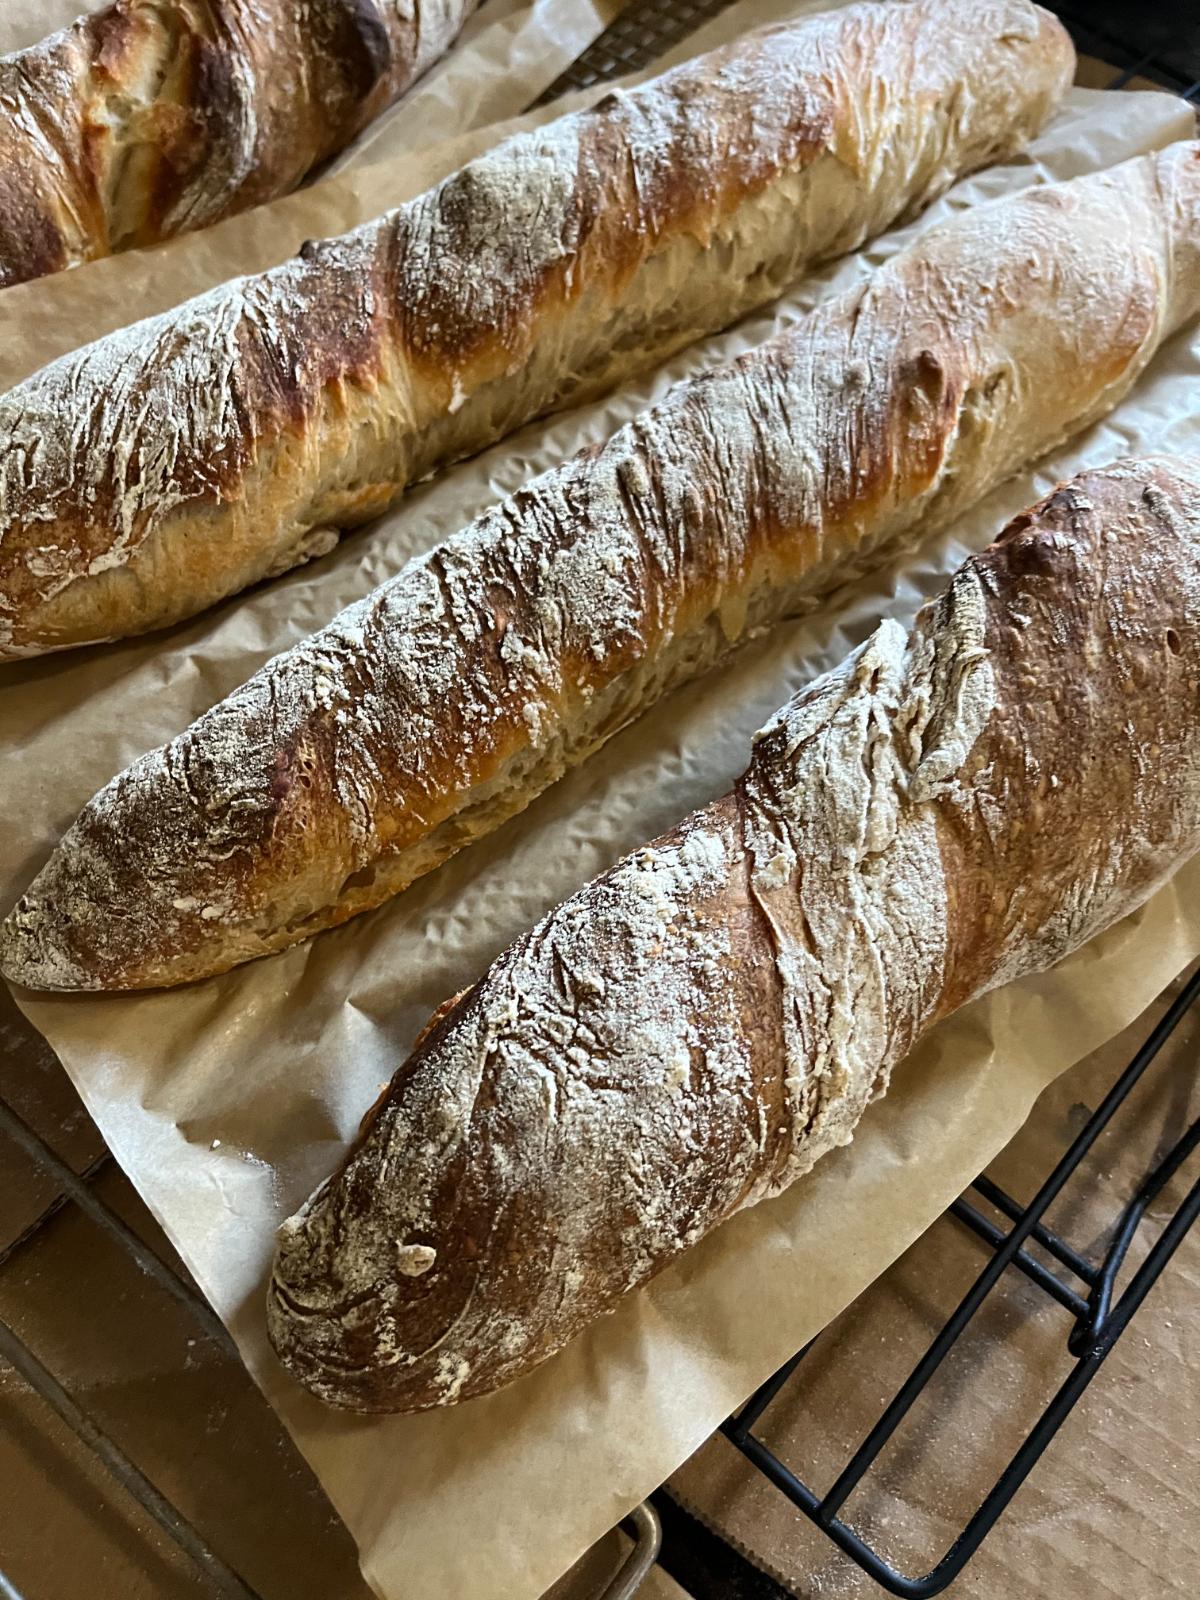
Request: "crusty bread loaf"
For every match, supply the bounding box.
[264,455,1200,1412]
[0,0,1074,659]
[0,0,479,288]
[5,145,1199,994]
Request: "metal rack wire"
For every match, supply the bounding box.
[712,966,1200,1600]
[0,5,1198,1600]
[533,0,734,103]
[1052,1,1199,95]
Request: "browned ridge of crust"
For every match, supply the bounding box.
[3,143,1198,995]
[0,0,479,287]
[0,0,1075,658]
[263,455,1200,1413]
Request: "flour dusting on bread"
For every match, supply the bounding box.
[10,143,1200,992]
[0,0,479,287]
[265,456,1200,1412]
[0,0,1075,656]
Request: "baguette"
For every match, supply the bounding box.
[5,145,1200,994]
[0,0,1074,658]
[265,455,1200,1412]
[0,0,479,288]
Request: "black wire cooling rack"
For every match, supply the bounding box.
[1,5,1198,1600]
[1054,0,1199,94]
[697,966,1200,1600]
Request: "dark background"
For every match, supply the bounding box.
[1053,0,1199,90]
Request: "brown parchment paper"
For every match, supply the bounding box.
[1,3,1199,1595]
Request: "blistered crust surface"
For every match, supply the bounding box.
[0,0,478,285]
[6,143,1199,993]
[265,457,1200,1412]
[0,0,1075,655]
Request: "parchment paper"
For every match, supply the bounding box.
[1,5,1199,1598]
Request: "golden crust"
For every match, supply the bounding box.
[0,0,1075,657]
[0,0,478,286]
[4,147,1199,993]
[264,455,1200,1413]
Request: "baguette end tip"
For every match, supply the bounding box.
[0,888,100,993]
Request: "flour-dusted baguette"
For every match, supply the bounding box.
[4,145,1199,993]
[263,455,1200,1412]
[0,0,1074,660]
[0,0,479,289]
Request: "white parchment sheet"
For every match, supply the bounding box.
[1,2,1198,1596]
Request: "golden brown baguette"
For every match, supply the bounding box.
[0,0,479,288]
[5,145,1199,993]
[0,0,1074,658]
[264,455,1200,1412]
